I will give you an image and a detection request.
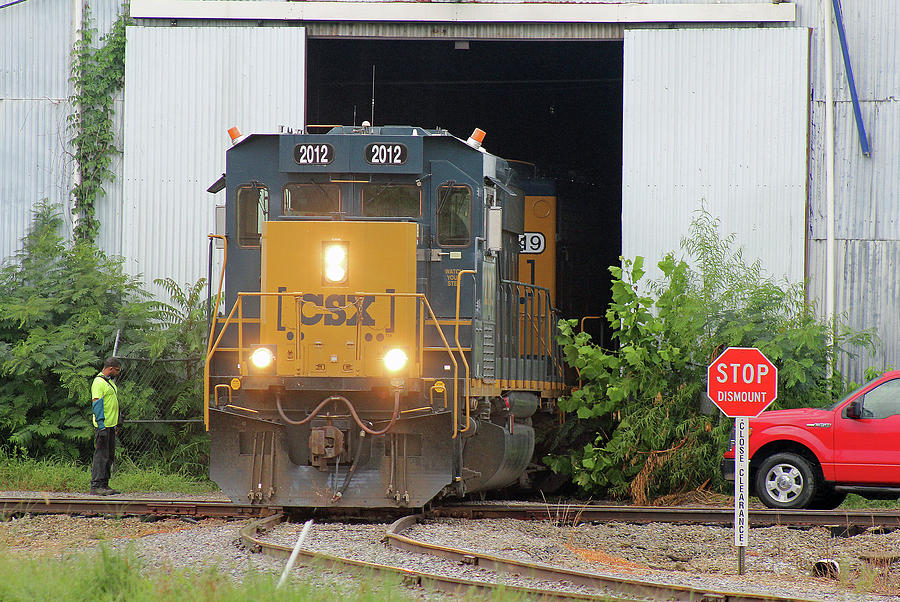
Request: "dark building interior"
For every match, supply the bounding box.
[307,39,623,347]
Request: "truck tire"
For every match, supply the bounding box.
[755,452,817,509]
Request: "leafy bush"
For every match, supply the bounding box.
[547,209,875,503]
[0,201,155,460]
[118,278,211,476]
[0,202,212,472]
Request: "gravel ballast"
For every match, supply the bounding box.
[1,505,898,600]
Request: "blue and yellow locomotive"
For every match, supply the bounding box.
[205,125,564,507]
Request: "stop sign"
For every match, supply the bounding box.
[707,347,778,417]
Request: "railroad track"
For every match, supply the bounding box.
[243,512,818,602]
[2,495,899,529]
[0,495,278,518]
[431,502,900,529]
[4,495,895,600]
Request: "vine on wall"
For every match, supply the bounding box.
[69,4,131,242]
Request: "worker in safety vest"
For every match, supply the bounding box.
[90,357,122,495]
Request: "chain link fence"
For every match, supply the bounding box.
[114,357,208,474]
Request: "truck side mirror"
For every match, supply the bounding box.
[846,400,862,419]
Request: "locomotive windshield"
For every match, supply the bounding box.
[362,183,421,217]
[283,182,340,215]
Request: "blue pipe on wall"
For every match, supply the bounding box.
[832,0,871,157]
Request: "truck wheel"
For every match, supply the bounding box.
[755,453,817,509]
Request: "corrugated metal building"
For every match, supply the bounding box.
[1,0,122,260]
[2,0,897,381]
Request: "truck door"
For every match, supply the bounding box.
[833,378,900,483]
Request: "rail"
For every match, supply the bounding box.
[243,513,602,600]
[236,512,824,602]
[5,495,900,530]
[386,514,819,602]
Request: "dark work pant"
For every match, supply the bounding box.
[90,427,116,489]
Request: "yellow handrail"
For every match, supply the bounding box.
[354,291,462,438]
[204,295,246,430]
[580,315,603,333]
[213,383,232,408]
[430,380,447,409]
[204,235,227,431]
[454,270,476,434]
[204,290,463,436]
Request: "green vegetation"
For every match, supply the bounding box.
[0,450,216,494]
[0,201,154,460]
[840,494,900,510]
[1,3,209,480]
[0,546,413,602]
[0,202,210,472]
[69,5,130,242]
[0,544,555,602]
[547,209,876,503]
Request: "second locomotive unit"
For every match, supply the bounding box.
[206,125,564,508]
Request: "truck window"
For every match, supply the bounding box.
[861,379,900,419]
[236,184,268,247]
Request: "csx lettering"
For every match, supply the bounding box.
[301,294,375,326]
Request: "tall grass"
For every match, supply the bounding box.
[0,545,417,601]
[0,450,218,494]
[0,545,543,601]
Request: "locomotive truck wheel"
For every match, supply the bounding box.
[755,452,817,509]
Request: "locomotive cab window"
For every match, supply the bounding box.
[236,184,268,247]
[436,184,472,246]
[362,184,421,217]
[283,182,340,216]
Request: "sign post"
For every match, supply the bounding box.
[707,347,778,575]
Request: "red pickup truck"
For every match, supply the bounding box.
[722,370,900,509]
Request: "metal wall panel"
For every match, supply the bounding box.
[622,28,809,286]
[135,19,625,40]
[1,0,125,263]
[122,26,306,296]
[0,100,75,262]
[801,0,900,380]
[302,21,625,40]
[0,0,72,99]
[808,239,900,377]
[809,100,900,242]
[1,0,74,262]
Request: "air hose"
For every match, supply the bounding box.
[276,391,400,436]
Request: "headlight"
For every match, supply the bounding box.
[323,242,348,284]
[250,347,274,369]
[383,348,408,372]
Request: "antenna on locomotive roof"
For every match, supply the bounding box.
[370,64,376,126]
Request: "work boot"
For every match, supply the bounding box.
[104,487,121,495]
[90,487,111,496]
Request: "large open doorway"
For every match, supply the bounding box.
[307,39,622,346]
